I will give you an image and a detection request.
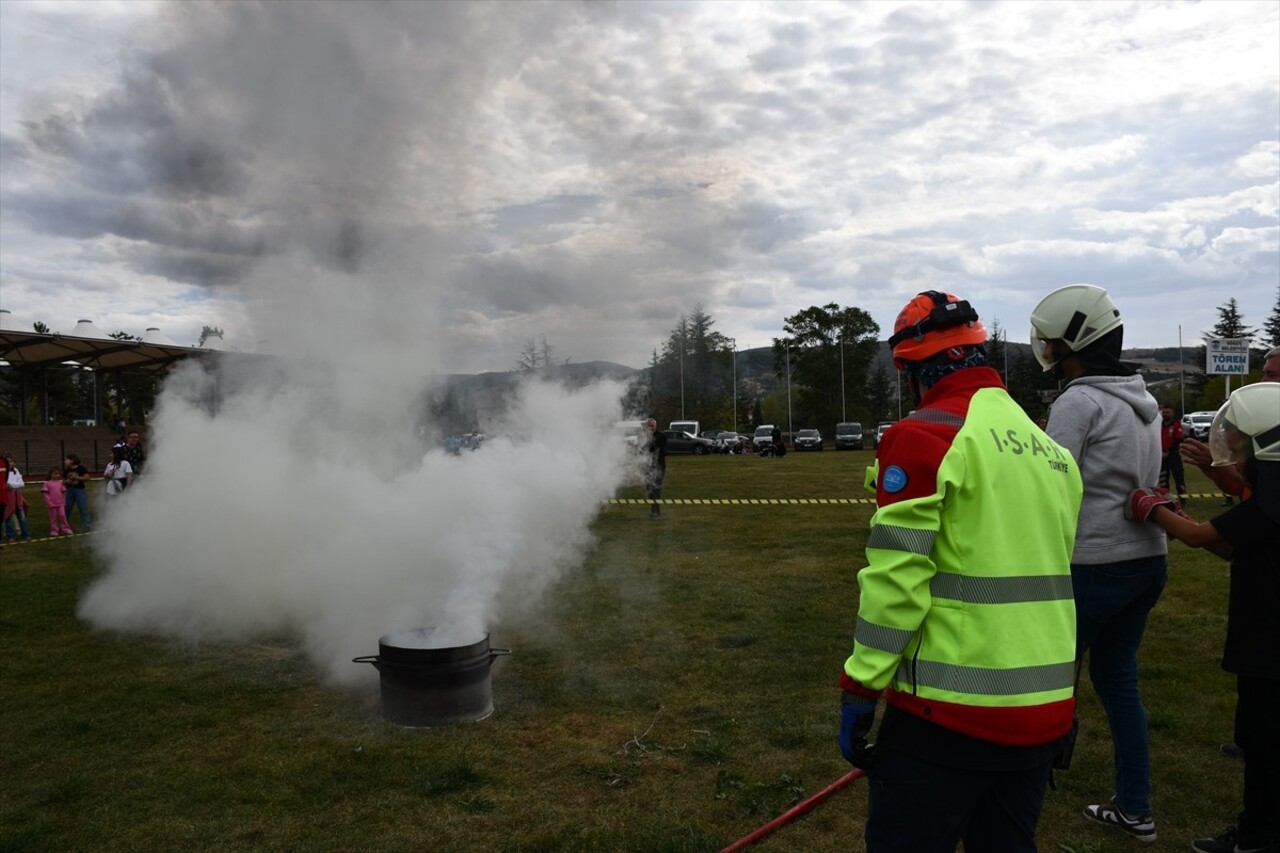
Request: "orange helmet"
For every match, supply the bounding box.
[888,290,986,369]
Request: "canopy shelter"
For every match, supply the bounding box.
[0,315,220,426]
[0,329,200,374]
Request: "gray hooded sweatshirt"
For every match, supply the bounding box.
[1047,374,1167,565]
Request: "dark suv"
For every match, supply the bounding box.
[793,429,823,451]
[834,422,863,450]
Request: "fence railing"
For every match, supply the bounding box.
[1,428,131,478]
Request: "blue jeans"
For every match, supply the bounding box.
[1072,554,1168,816]
[64,487,93,531]
[865,744,1052,852]
[4,507,30,539]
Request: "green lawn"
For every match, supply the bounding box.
[1,458,1245,852]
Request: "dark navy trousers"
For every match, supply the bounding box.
[864,745,1053,853]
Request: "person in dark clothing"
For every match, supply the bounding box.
[1158,405,1188,503]
[62,453,93,532]
[113,430,147,478]
[1128,382,1280,853]
[644,419,667,517]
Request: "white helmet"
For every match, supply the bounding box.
[1028,285,1123,371]
[1209,382,1280,465]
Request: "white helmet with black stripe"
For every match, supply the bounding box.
[1028,284,1123,371]
[1209,382,1280,465]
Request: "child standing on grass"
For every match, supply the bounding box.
[1126,383,1279,853]
[3,451,31,542]
[42,467,73,536]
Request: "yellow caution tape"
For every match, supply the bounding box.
[0,531,95,547]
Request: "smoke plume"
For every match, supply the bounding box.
[79,360,637,684]
[72,2,652,683]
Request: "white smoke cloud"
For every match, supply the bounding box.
[78,358,639,685]
[63,2,657,685]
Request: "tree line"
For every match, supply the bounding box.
[633,287,1280,435]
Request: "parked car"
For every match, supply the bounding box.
[1182,410,1216,441]
[872,421,896,449]
[753,424,778,450]
[669,420,701,439]
[833,422,864,450]
[662,430,715,454]
[715,431,744,453]
[793,429,823,451]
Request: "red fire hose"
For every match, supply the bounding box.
[719,768,865,853]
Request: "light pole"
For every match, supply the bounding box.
[1178,324,1185,414]
[730,338,737,436]
[1002,326,1008,391]
[839,337,846,423]
[785,337,793,437]
[679,329,686,420]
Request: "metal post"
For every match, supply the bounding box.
[785,338,793,436]
[1003,327,1009,389]
[840,337,846,422]
[731,339,738,436]
[1178,325,1185,414]
[679,333,686,420]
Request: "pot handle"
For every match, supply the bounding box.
[351,655,380,665]
[489,648,511,661]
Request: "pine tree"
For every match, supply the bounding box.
[1207,298,1255,343]
[1263,285,1280,348]
[647,308,734,429]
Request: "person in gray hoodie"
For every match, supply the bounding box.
[1030,284,1166,843]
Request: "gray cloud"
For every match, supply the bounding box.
[1,0,1277,364]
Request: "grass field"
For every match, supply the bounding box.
[1,454,1244,852]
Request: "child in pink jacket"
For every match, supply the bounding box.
[42,467,73,536]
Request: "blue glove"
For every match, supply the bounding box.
[838,693,878,767]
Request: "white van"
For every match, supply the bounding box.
[753,424,777,450]
[669,420,700,438]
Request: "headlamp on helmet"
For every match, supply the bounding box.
[889,290,986,369]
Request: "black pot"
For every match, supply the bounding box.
[354,628,511,727]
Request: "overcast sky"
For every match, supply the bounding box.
[2,0,1277,373]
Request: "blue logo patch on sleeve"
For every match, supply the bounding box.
[882,465,908,493]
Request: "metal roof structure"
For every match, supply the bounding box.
[0,311,212,374]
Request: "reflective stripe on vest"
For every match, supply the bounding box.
[898,658,1076,697]
[867,523,936,555]
[930,571,1075,604]
[855,616,914,656]
[906,408,966,428]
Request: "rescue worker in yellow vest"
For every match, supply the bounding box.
[839,291,1084,852]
